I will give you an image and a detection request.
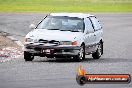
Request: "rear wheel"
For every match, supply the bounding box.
[92,43,103,59]
[24,51,34,61]
[74,45,85,62]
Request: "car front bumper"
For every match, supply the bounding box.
[24,44,80,57]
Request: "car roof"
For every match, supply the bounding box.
[50,13,94,18]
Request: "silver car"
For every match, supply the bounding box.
[24,13,103,61]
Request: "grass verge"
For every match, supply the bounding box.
[0,0,132,12]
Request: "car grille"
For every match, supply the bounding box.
[39,39,60,45]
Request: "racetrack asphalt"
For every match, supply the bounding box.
[0,13,132,88]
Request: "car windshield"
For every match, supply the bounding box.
[37,16,84,32]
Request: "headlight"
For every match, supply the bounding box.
[60,41,77,45]
[34,39,38,43]
[25,38,33,42]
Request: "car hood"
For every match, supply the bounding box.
[26,29,83,41]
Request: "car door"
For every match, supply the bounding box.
[89,16,102,44]
[84,17,96,54]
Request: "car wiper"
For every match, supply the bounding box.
[60,29,71,31]
[60,29,80,32]
[47,29,59,30]
[70,30,80,32]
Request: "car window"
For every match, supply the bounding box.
[84,18,94,33]
[90,17,101,31]
[37,16,84,32]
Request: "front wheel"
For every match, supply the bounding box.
[92,43,103,59]
[24,51,34,61]
[74,45,85,62]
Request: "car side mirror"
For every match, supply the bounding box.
[29,24,35,29]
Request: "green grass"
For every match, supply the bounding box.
[0,0,132,12]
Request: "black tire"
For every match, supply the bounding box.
[101,42,103,55]
[24,51,34,61]
[74,45,85,62]
[92,43,102,59]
